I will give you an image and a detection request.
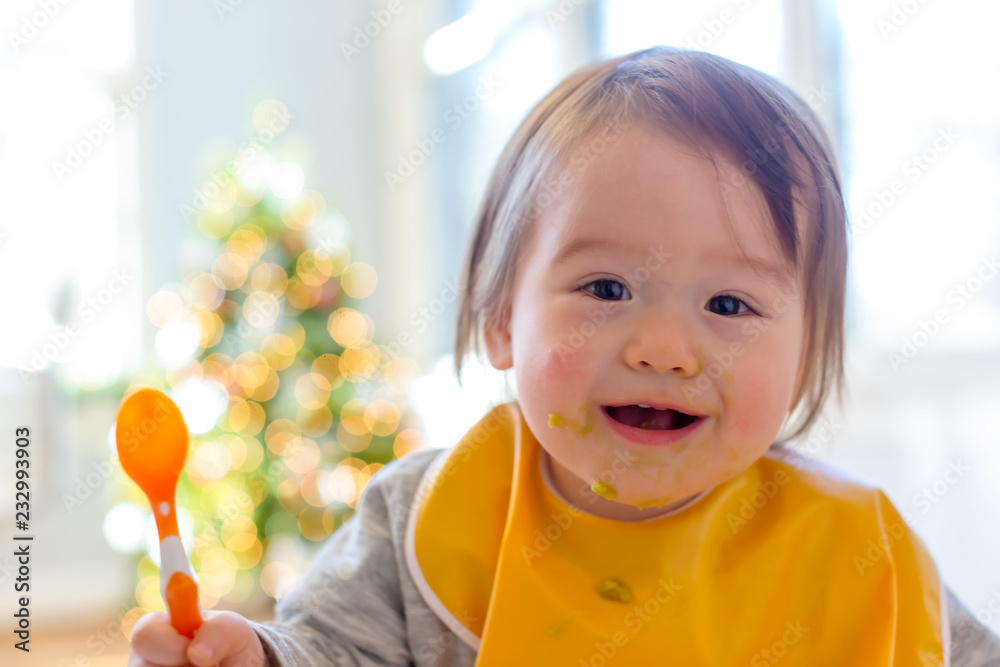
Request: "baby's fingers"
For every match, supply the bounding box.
[129,612,191,665]
[186,610,266,667]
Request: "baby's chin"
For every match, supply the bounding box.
[603,479,708,510]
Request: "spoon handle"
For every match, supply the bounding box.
[159,535,204,638]
[165,571,203,638]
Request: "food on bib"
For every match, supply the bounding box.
[596,578,633,602]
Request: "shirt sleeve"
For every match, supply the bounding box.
[947,585,1000,666]
[245,462,416,667]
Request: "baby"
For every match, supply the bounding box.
[129,47,1000,666]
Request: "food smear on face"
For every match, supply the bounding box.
[634,494,679,509]
[596,578,633,603]
[547,407,591,436]
[591,480,617,500]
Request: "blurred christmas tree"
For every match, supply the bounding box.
[108,100,427,613]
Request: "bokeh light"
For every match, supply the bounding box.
[327,308,371,347]
[280,190,325,230]
[146,289,185,328]
[260,561,298,599]
[294,372,331,410]
[102,502,149,554]
[267,162,305,199]
[155,319,201,365]
[394,428,428,459]
[193,440,232,480]
[340,345,379,380]
[311,353,345,390]
[170,378,229,434]
[197,210,234,238]
[340,262,378,299]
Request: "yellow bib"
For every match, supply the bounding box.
[405,402,947,666]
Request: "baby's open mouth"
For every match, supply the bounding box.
[604,404,702,430]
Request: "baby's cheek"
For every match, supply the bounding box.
[537,343,589,387]
[724,368,780,437]
[517,349,580,424]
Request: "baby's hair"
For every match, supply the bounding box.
[453,45,848,443]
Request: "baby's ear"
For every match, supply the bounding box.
[483,307,513,371]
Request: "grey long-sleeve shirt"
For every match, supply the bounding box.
[247,447,1000,667]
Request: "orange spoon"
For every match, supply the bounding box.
[115,388,203,639]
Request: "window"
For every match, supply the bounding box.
[0,0,143,388]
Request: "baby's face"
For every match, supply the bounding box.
[484,123,806,516]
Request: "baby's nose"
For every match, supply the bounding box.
[622,332,701,377]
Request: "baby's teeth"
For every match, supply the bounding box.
[637,403,651,408]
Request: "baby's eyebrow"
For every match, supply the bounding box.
[552,237,638,266]
[553,237,792,285]
[704,253,793,285]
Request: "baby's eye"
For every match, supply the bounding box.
[580,279,630,301]
[707,294,757,317]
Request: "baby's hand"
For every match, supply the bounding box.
[128,609,267,666]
